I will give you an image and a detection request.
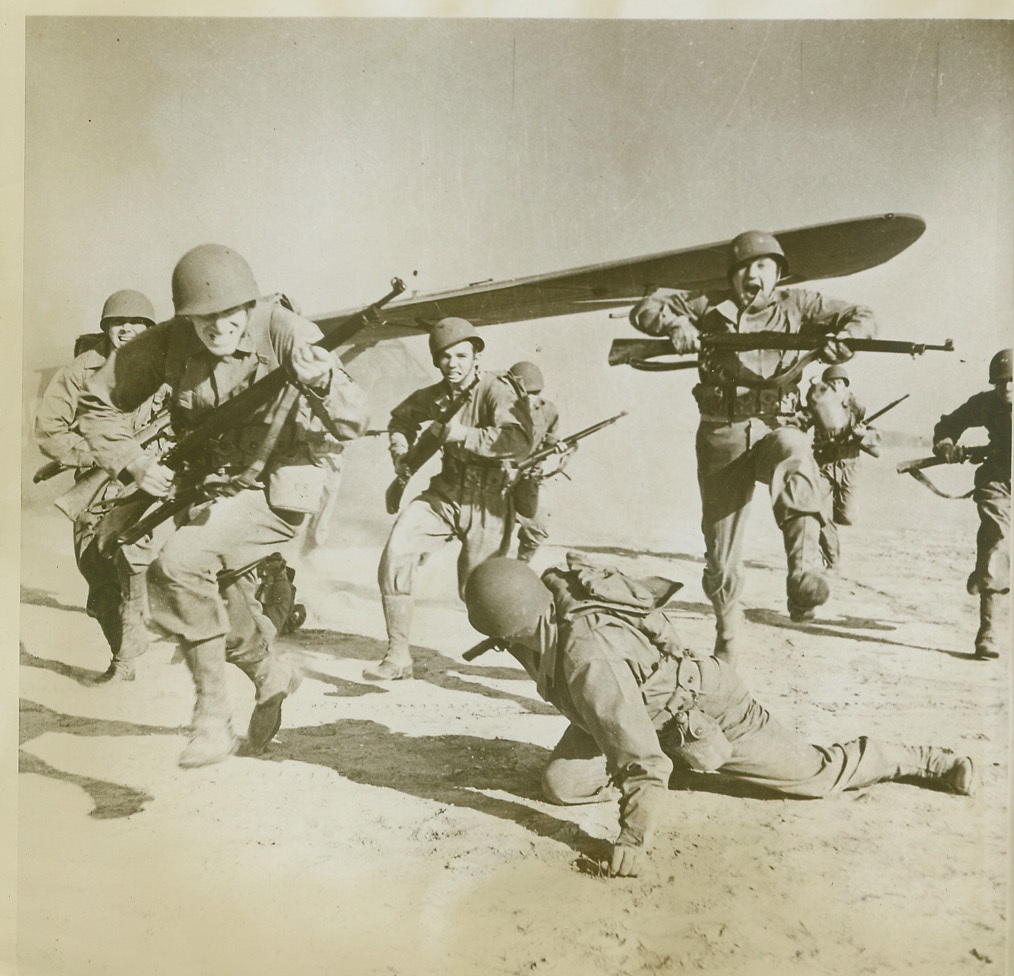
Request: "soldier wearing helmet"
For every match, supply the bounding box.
[507,360,572,564]
[803,364,883,569]
[35,289,162,683]
[463,555,973,878]
[628,229,877,662]
[368,318,534,681]
[932,348,1012,659]
[77,245,369,766]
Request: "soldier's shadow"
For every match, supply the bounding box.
[285,629,558,715]
[746,608,969,659]
[19,698,181,819]
[20,585,89,616]
[269,717,602,857]
[20,643,107,686]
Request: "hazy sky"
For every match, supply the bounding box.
[19,16,1014,435]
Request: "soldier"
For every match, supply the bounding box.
[804,364,882,569]
[932,348,1012,659]
[369,318,534,680]
[34,289,162,682]
[463,557,974,878]
[507,361,571,564]
[629,230,876,663]
[78,245,369,766]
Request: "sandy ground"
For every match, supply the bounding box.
[15,443,1012,976]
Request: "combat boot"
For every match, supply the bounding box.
[886,744,976,796]
[178,637,237,768]
[364,594,415,680]
[93,659,136,683]
[241,655,304,756]
[973,590,1006,660]
[517,540,539,564]
[782,515,830,622]
[118,570,153,663]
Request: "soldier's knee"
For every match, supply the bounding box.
[542,760,616,806]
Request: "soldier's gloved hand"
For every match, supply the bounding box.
[819,331,855,365]
[125,456,175,497]
[934,439,967,463]
[856,424,883,457]
[605,844,648,878]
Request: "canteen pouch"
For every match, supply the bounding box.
[267,463,326,515]
[660,707,733,773]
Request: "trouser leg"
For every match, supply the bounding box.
[455,489,512,598]
[178,636,237,768]
[541,723,619,805]
[969,480,1011,595]
[517,513,549,563]
[975,590,1006,659]
[75,531,123,662]
[373,492,457,679]
[697,423,754,662]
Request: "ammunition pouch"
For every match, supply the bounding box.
[440,455,511,493]
[694,383,801,424]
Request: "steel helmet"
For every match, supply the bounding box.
[464,558,553,637]
[100,289,156,330]
[989,348,1012,383]
[508,361,544,394]
[727,230,788,277]
[821,364,850,386]
[172,244,259,317]
[428,317,485,364]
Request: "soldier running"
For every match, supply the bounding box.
[507,360,571,564]
[629,230,876,663]
[804,364,882,569]
[370,318,534,680]
[932,348,1012,659]
[78,245,369,765]
[464,556,975,878]
[35,289,163,682]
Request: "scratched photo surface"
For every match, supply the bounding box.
[16,16,1012,976]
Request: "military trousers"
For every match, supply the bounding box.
[818,456,860,568]
[378,480,510,600]
[695,420,829,614]
[147,487,298,646]
[542,657,904,805]
[971,478,1011,594]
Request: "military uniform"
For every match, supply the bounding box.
[631,285,875,650]
[79,298,368,758]
[514,563,973,859]
[34,341,165,675]
[514,394,561,563]
[376,370,534,676]
[934,386,1012,657]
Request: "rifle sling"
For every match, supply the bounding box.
[902,467,975,500]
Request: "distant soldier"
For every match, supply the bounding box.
[629,230,875,662]
[370,319,534,680]
[464,557,974,878]
[932,349,1012,659]
[805,365,883,568]
[78,245,369,766]
[507,361,572,564]
[34,289,162,682]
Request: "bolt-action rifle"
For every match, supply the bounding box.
[896,445,990,499]
[114,277,406,548]
[384,374,481,515]
[514,411,628,480]
[608,333,955,371]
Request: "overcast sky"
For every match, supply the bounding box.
[18,16,1014,436]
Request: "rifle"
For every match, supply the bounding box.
[49,409,173,521]
[608,334,955,371]
[863,393,910,426]
[462,637,511,661]
[115,278,406,548]
[896,445,990,499]
[514,411,628,478]
[384,375,480,515]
